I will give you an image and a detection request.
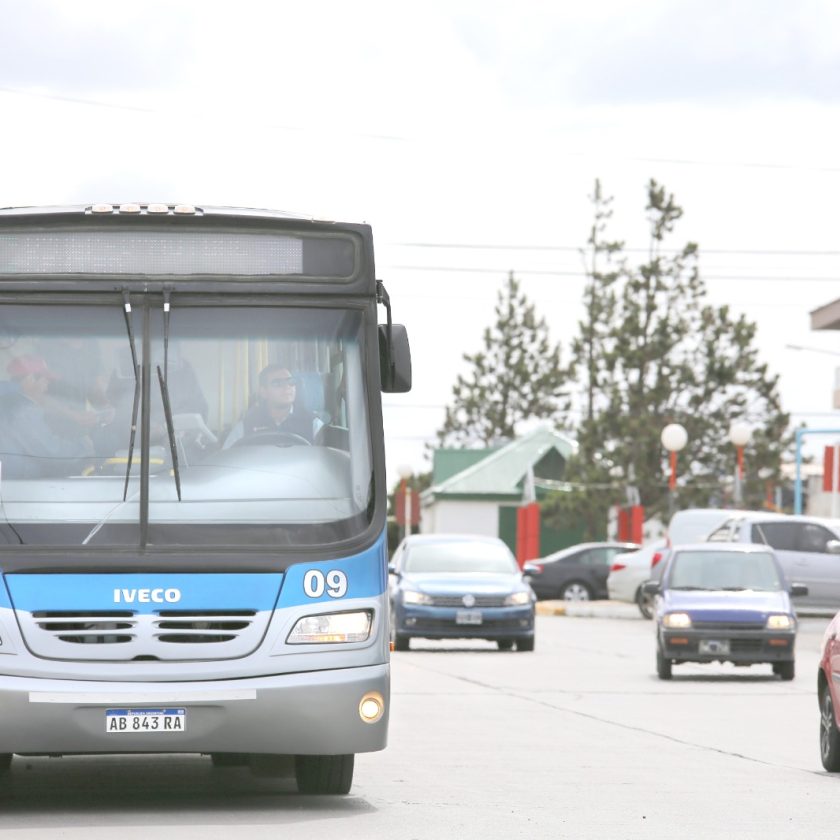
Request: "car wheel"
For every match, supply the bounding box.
[561,581,592,601]
[821,689,840,771]
[773,660,795,681]
[516,636,535,652]
[656,648,672,680]
[295,754,354,794]
[635,586,654,620]
[497,640,514,651]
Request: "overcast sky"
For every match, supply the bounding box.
[2,0,840,479]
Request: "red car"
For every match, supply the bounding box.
[818,615,840,770]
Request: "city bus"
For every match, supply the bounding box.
[0,202,411,794]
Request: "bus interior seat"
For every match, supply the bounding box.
[295,371,330,423]
[296,371,350,450]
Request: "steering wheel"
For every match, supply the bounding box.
[232,431,312,448]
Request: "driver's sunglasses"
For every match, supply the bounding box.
[269,377,298,387]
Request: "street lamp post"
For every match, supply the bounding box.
[396,464,413,541]
[728,422,752,505]
[661,424,688,516]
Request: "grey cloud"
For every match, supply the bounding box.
[573,7,840,105]
[457,0,840,106]
[0,1,195,95]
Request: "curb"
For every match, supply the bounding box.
[535,602,567,616]
[536,600,643,620]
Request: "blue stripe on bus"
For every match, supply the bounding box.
[5,573,283,614]
[277,530,388,607]
[1,530,387,613]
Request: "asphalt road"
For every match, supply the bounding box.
[1,611,839,839]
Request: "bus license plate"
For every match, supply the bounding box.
[456,610,483,625]
[106,708,186,734]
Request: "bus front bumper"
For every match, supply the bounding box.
[0,664,389,756]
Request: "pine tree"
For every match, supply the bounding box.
[545,180,790,538]
[436,272,567,447]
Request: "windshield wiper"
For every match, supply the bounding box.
[157,365,182,501]
[157,291,181,501]
[121,291,141,502]
[671,586,711,590]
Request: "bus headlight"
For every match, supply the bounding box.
[359,691,385,724]
[287,610,372,644]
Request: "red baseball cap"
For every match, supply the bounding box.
[7,355,57,380]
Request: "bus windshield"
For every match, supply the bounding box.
[0,302,372,548]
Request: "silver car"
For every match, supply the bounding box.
[706,513,840,609]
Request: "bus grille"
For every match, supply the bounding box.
[19,609,266,661]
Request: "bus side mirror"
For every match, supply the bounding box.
[379,324,412,393]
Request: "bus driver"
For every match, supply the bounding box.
[223,363,323,448]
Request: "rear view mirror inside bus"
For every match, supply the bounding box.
[378,324,412,393]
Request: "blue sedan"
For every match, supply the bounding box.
[644,543,808,680]
[389,534,536,652]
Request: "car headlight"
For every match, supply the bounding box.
[663,612,692,629]
[402,590,433,606]
[287,610,372,644]
[504,591,532,606]
[766,614,793,630]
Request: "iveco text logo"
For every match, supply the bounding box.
[113,588,182,604]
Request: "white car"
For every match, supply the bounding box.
[607,542,666,618]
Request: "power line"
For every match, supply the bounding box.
[396,242,840,257]
[388,265,840,283]
[0,86,407,142]
[3,86,840,174]
[0,85,155,115]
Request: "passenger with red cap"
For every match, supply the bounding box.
[0,355,92,478]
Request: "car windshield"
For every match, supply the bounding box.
[403,541,518,574]
[0,302,372,548]
[668,550,782,591]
